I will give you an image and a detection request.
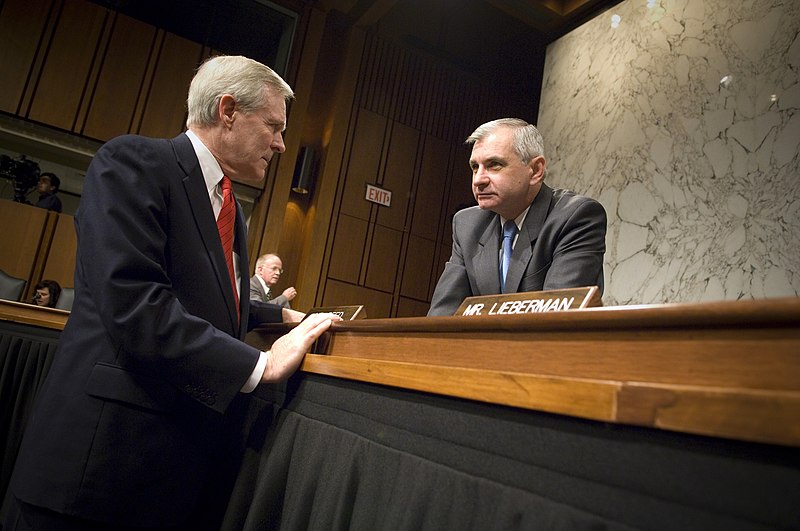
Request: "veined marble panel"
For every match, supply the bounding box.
[538,0,800,306]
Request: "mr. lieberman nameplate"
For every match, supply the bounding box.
[454,286,601,317]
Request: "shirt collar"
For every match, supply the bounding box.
[185,129,224,196]
[500,205,531,232]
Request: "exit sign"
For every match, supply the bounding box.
[365,183,392,207]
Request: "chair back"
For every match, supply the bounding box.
[0,269,27,302]
[55,287,75,311]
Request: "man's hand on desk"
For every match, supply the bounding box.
[261,312,341,383]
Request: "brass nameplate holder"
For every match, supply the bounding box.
[454,286,601,317]
[305,305,366,321]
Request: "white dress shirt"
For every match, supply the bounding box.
[499,205,531,260]
[185,130,268,393]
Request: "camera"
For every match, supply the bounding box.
[0,153,41,203]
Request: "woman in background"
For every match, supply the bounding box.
[32,279,61,308]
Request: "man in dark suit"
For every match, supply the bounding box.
[5,55,339,530]
[427,118,607,316]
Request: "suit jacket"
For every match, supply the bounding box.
[249,274,291,308]
[427,184,607,316]
[10,134,280,527]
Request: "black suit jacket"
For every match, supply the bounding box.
[10,134,279,527]
[428,184,607,316]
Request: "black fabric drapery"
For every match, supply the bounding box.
[223,374,800,531]
[0,322,59,516]
[2,320,799,530]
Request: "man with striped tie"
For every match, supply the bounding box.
[428,118,607,316]
[6,55,339,531]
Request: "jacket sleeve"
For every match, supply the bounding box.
[247,300,284,331]
[249,276,264,301]
[427,214,473,316]
[543,197,607,294]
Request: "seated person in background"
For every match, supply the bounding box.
[250,253,298,309]
[427,118,607,316]
[35,172,62,213]
[32,279,61,307]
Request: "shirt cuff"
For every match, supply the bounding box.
[240,350,269,393]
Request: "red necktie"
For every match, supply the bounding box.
[217,176,239,321]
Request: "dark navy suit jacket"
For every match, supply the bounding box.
[11,133,280,527]
[428,184,607,316]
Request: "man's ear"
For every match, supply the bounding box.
[219,94,236,128]
[529,155,546,185]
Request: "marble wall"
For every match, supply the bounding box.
[538,0,800,306]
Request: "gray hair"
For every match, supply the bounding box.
[256,253,280,269]
[186,56,294,128]
[466,118,545,163]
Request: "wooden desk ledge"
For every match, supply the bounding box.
[0,299,69,330]
[302,355,800,448]
[330,297,800,333]
[253,297,800,447]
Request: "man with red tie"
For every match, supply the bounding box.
[5,55,338,530]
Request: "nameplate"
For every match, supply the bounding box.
[306,305,366,320]
[454,286,601,317]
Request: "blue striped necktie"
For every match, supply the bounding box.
[501,220,517,293]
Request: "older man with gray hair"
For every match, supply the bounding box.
[6,55,339,530]
[427,118,607,316]
[250,252,298,309]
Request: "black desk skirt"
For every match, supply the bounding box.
[223,373,800,531]
[2,324,799,530]
[0,321,59,512]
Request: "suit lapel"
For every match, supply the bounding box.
[504,184,554,293]
[234,199,249,338]
[171,133,240,333]
[474,214,502,295]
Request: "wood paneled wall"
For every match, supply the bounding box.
[1,0,537,319]
[0,199,75,302]
[313,32,524,318]
[0,0,208,142]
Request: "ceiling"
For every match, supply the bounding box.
[96,0,622,118]
[313,0,621,117]
[323,0,621,41]
[315,0,623,61]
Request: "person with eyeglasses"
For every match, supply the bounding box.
[250,253,299,310]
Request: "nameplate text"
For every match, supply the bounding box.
[454,286,601,317]
[306,305,367,321]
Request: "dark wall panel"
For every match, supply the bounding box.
[136,32,202,138]
[410,134,449,240]
[82,14,156,141]
[327,214,368,285]
[364,225,402,293]
[27,1,108,130]
[340,109,386,221]
[0,0,54,114]
[376,122,418,231]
